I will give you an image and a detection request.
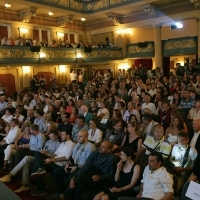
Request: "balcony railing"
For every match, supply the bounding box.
[0,46,124,65]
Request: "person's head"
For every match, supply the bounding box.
[183,89,190,98]
[48,105,55,113]
[60,130,71,142]
[144,94,151,104]
[77,116,85,127]
[100,101,106,109]
[68,99,75,106]
[99,141,113,154]
[127,122,139,133]
[43,113,51,122]
[195,100,200,109]
[148,151,163,171]
[142,114,152,125]
[114,94,121,102]
[72,106,78,116]
[127,101,134,111]
[5,108,12,115]
[59,105,66,113]
[162,101,170,112]
[83,93,88,101]
[34,109,44,118]
[172,117,184,130]
[61,112,70,123]
[120,147,136,162]
[113,109,122,119]
[177,132,189,148]
[30,124,39,135]
[80,105,88,114]
[193,118,200,132]
[89,119,97,129]
[27,110,34,117]
[128,114,138,123]
[49,129,59,141]
[10,118,18,127]
[112,119,122,132]
[153,124,164,141]
[117,101,125,110]
[77,130,88,144]
[77,99,83,108]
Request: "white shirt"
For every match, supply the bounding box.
[2,114,13,124]
[54,140,75,166]
[190,132,200,148]
[149,89,157,97]
[88,128,102,143]
[171,144,197,168]
[144,120,158,138]
[141,166,173,200]
[14,115,24,123]
[141,102,156,114]
[4,126,21,144]
[43,105,49,114]
[123,109,141,123]
[97,108,110,119]
[24,103,34,110]
[70,73,77,81]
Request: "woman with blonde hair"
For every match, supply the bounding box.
[121,121,142,155]
[42,113,52,133]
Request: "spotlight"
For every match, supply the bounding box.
[5,3,11,8]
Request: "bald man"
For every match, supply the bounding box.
[57,141,118,200]
[53,130,95,194]
[190,117,200,154]
[135,124,171,164]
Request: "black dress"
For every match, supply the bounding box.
[103,163,137,200]
[124,135,141,153]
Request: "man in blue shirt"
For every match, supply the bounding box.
[14,124,46,166]
[52,130,95,194]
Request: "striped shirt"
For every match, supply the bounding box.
[142,136,171,158]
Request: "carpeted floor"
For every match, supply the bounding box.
[0,171,47,200]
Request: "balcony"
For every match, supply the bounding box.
[0,46,124,65]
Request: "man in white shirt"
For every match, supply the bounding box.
[141,94,156,114]
[30,130,75,196]
[189,117,200,154]
[118,151,173,200]
[0,119,21,166]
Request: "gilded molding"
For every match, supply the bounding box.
[164,39,197,50]
[42,50,76,58]
[81,50,123,58]
[0,49,39,58]
[127,43,154,54]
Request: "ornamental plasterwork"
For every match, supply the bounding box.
[81,50,123,58]
[42,50,76,58]
[164,39,197,50]
[0,49,39,58]
[127,43,154,54]
[27,0,137,12]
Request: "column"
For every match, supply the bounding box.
[197,19,200,59]
[154,24,163,69]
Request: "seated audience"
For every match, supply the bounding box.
[69,106,78,124]
[57,112,73,135]
[0,129,60,193]
[118,152,173,200]
[94,147,140,200]
[80,105,94,125]
[1,108,14,124]
[52,130,95,194]
[187,99,200,119]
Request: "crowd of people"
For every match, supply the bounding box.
[0,64,200,200]
[0,36,113,49]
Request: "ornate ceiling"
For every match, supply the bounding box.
[0,0,200,32]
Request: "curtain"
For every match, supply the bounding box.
[134,58,153,69]
[163,57,170,77]
[33,30,39,40]
[0,26,8,39]
[70,34,75,43]
[42,31,48,43]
